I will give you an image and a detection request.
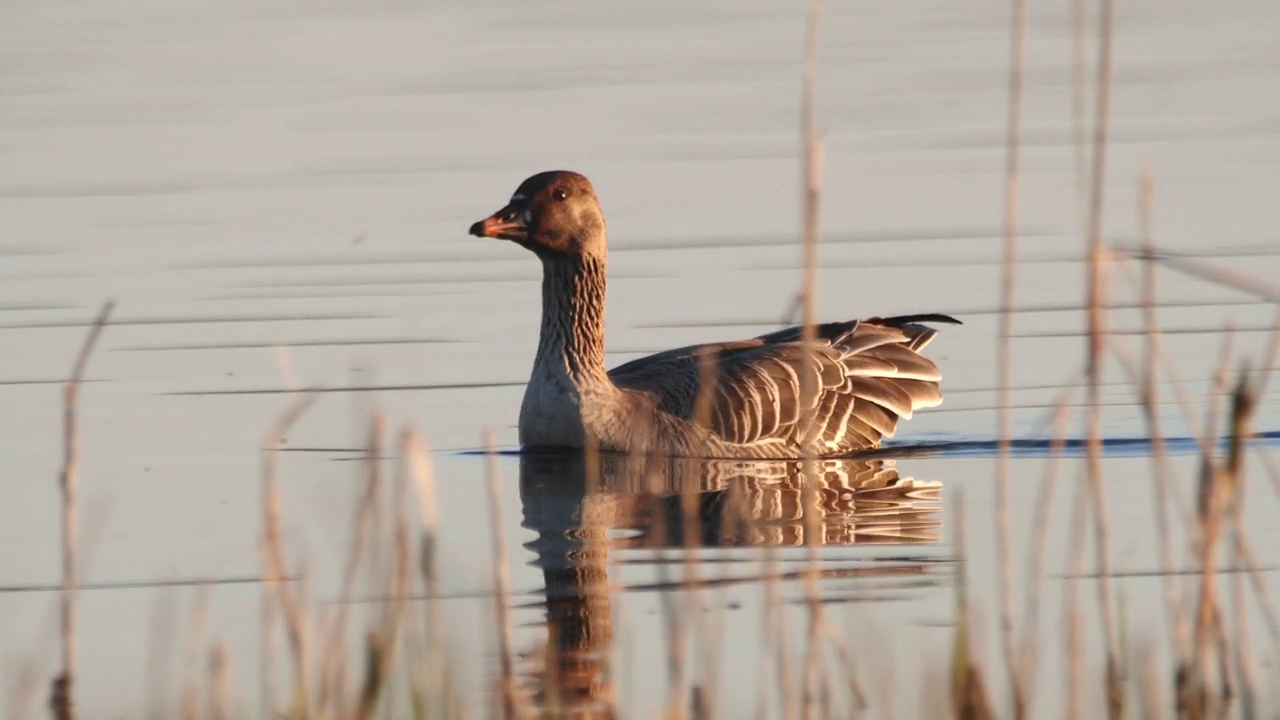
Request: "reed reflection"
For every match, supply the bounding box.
[517,452,943,717]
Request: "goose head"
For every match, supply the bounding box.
[468,170,606,258]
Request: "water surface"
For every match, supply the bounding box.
[4,0,1280,716]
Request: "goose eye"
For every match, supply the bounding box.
[552,189,567,201]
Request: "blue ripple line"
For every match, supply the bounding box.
[881,430,1280,458]
[453,430,1280,459]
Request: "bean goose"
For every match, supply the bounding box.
[468,170,960,459]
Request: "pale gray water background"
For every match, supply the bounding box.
[3,0,1280,716]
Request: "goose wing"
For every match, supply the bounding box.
[609,314,959,454]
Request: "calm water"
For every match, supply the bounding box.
[4,0,1280,716]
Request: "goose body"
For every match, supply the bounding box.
[469,170,959,459]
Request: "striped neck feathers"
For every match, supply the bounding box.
[536,252,610,385]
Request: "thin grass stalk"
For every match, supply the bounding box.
[756,546,796,720]
[403,430,451,716]
[1134,642,1167,720]
[1083,0,1122,709]
[1064,474,1089,720]
[1149,352,1213,460]
[483,431,522,719]
[1086,248,1123,717]
[146,589,178,720]
[1250,306,1280,401]
[820,620,866,712]
[949,488,992,719]
[1070,0,1088,214]
[1229,533,1256,720]
[1131,249,1280,305]
[356,438,416,720]
[699,482,753,720]
[355,516,411,720]
[655,519,684,718]
[676,351,721,717]
[628,445,677,717]
[1225,373,1258,717]
[691,543,732,717]
[1135,169,1191,676]
[10,588,68,720]
[180,586,212,720]
[321,415,389,712]
[1244,451,1280,652]
[656,355,718,718]
[1016,385,1076,706]
[207,643,232,720]
[995,0,1029,710]
[797,0,826,710]
[258,573,278,720]
[50,301,114,720]
[1187,338,1237,716]
[260,391,319,718]
[1227,528,1280,645]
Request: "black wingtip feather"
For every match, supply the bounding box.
[872,313,963,327]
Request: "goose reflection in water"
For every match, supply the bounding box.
[516,452,944,717]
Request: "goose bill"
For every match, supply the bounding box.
[468,205,527,240]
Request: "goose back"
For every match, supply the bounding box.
[609,314,959,456]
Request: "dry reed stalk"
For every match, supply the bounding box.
[797,4,826,710]
[798,18,829,717]
[10,584,84,720]
[402,429,454,716]
[1086,250,1123,718]
[995,0,1029,710]
[636,439,682,718]
[697,465,735,711]
[1245,452,1280,651]
[355,517,411,720]
[1145,349,1213,460]
[1229,528,1256,720]
[258,577,278,719]
[1101,339,1194,536]
[1082,0,1122,710]
[1064,475,1088,720]
[696,470,754,720]
[1263,447,1280,505]
[260,391,319,718]
[820,619,866,713]
[1070,0,1088,213]
[1251,305,1280,401]
[1184,341,1240,717]
[1225,529,1280,645]
[49,300,114,720]
[676,350,721,718]
[1127,249,1280,305]
[1134,168,1194,681]
[1016,385,1076,706]
[655,520,685,718]
[1134,641,1167,720]
[1223,373,1257,711]
[755,546,796,720]
[320,414,389,714]
[145,589,178,720]
[207,642,232,720]
[949,488,992,720]
[483,431,523,719]
[798,137,829,712]
[354,435,416,720]
[180,586,212,720]
[796,0,822,435]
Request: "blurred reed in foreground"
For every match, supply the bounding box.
[26,0,1280,715]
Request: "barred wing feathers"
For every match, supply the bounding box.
[609,314,959,455]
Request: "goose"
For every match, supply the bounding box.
[469,170,959,459]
